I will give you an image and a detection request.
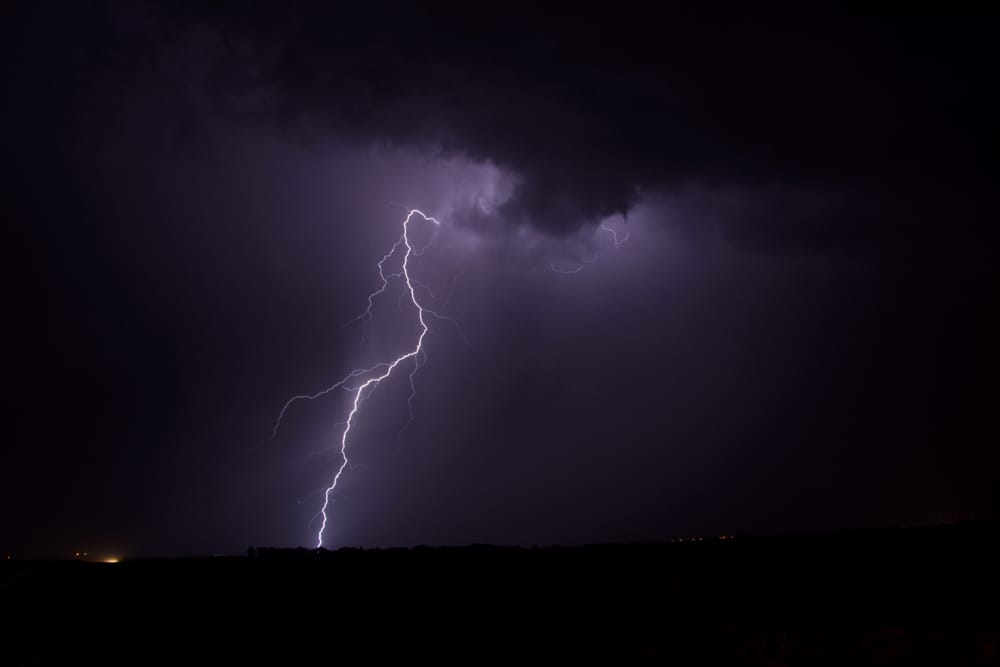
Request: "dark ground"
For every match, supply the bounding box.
[4,521,999,665]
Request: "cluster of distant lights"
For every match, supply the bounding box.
[73,551,120,563]
[3,553,121,563]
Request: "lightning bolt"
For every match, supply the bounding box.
[273,208,442,548]
[276,208,624,545]
[600,221,629,247]
[550,219,629,274]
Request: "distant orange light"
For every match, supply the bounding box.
[102,557,120,564]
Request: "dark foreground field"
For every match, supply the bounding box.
[4,521,999,665]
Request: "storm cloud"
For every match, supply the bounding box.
[70,5,999,249]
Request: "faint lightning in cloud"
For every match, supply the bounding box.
[550,219,629,274]
[600,220,629,247]
[549,262,586,274]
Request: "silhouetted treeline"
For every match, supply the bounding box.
[4,520,999,665]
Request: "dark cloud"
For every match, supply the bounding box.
[80,4,999,250]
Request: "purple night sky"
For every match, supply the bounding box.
[4,4,998,557]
